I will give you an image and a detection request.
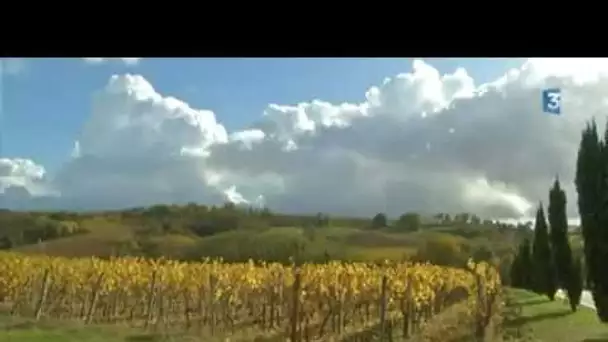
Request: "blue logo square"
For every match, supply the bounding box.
[542,88,561,115]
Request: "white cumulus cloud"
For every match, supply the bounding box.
[4,58,608,219]
[0,158,54,197]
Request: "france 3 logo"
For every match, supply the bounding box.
[542,88,561,115]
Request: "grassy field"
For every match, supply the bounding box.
[0,315,139,342]
[0,314,254,342]
[504,288,608,342]
[15,217,137,258]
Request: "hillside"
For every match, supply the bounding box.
[0,205,598,342]
[0,205,539,282]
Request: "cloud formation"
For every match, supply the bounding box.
[0,159,46,193]
[3,59,608,219]
[82,58,141,66]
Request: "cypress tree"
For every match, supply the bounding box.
[595,122,608,320]
[576,122,600,289]
[548,177,579,311]
[569,255,584,312]
[532,204,557,300]
[575,121,608,321]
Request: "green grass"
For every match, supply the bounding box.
[15,217,138,258]
[0,314,170,342]
[0,329,124,342]
[0,314,250,342]
[0,318,126,342]
[504,288,608,342]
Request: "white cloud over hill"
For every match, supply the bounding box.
[3,59,608,218]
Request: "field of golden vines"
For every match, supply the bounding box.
[0,252,501,341]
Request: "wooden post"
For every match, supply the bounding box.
[144,271,157,329]
[379,275,388,342]
[85,272,105,324]
[34,269,51,320]
[290,267,302,342]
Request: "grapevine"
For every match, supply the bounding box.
[0,252,501,340]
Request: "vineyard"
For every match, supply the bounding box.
[0,252,502,341]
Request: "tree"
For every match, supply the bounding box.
[499,253,515,286]
[470,214,481,225]
[146,204,171,217]
[395,212,421,232]
[532,204,557,300]
[597,122,608,320]
[0,236,12,249]
[435,213,451,224]
[315,212,330,227]
[548,177,579,311]
[569,255,584,312]
[414,235,468,267]
[433,213,444,223]
[510,250,523,288]
[575,120,608,321]
[371,213,387,230]
[521,239,534,289]
[511,238,533,289]
[472,244,494,263]
[454,213,470,224]
[576,122,600,289]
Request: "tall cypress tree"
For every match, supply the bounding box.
[576,122,600,290]
[575,121,608,321]
[532,204,557,300]
[596,122,608,321]
[595,122,608,320]
[548,178,579,311]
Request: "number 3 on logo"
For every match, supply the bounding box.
[542,88,561,115]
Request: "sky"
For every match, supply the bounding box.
[1,57,607,221]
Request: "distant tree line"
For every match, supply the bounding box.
[0,211,87,249]
[370,211,492,232]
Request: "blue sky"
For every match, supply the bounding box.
[2,58,524,175]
